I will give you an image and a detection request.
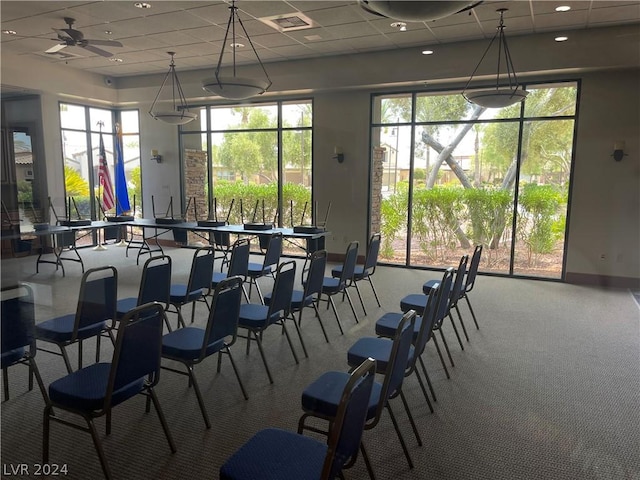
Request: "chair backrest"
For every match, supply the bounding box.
[227,238,250,278]
[105,301,165,409]
[262,232,283,269]
[411,284,440,357]
[303,249,327,300]
[201,276,243,360]
[74,266,118,338]
[338,241,359,287]
[322,357,376,480]
[266,260,296,325]
[187,246,215,295]
[138,255,172,309]
[371,310,415,426]
[434,267,454,328]
[363,233,381,275]
[449,255,469,306]
[465,244,483,293]
[1,284,36,357]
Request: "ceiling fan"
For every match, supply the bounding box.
[46,17,122,58]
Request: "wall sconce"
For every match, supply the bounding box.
[151,149,162,163]
[333,146,345,163]
[612,141,627,162]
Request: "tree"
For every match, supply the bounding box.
[64,165,89,197]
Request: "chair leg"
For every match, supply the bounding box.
[412,368,434,412]
[255,282,265,305]
[250,329,274,384]
[328,296,344,335]
[148,387,177,454]
[360,441,378,480]
[464,295,480,329]
[344,289,359,323]
[78,340,84,370]
[385,403,413,469]
[353,281,367,316]
[43,404,52,463]
[367,276,382,308]
[399,390,423,446]
[186,365,211,428]
[290,313,309,358]
[59,346,73,374]
[279,319,300,364]
[439,328,455,367]
[430,335,450,378]
[454,304,470,341]
[418,356,438,401]
[310,303,330,343]
[86,417,113,480]
[448,312,464,350]
[224,347,249,400]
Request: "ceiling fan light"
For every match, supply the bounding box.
[149,52,197,125]
[463,88,528,108]
[202,76,271,100]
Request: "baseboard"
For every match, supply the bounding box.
[565,272,640,289]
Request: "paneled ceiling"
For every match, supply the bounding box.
[1,1,639,78]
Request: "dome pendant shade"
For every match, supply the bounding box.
[149,52,197,125]
[359,1,481,22]
[462,9,528,109]
[201,1,271,101]
[201,76,270,100]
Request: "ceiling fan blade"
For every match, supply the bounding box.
[81,44,114,57]
[84,39,123,48]
[45,43,67,54]
[60,28,83,41]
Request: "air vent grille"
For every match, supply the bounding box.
[259,12,317,32]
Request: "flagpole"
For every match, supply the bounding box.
[115,123,129,247]
[93,120,107,251]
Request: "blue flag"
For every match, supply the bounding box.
[114,124,131,215]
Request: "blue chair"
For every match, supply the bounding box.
[264,249,329,356]
[298,311,417,476]
[116,255,173,330]
[43,302,176,480]
[247,232,283,304]
[1,284,47,403]
[376,268,455,381]
[460,244,483,330]
[420,254,470,348]
[220,357,376,480]
[161,276,247,428]
[321,241,359,335]
[167,246,214,329]
[238,260,297,384]
[35,266,117,373]
[212,238,250,302]
[331,233,382,315]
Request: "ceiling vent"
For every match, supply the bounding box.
[259,12,317,32]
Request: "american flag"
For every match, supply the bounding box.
[98,132,115,210]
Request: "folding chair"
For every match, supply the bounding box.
[299,311,418,477]
[1,284,48,403]
[115,255,172,331]
[237,261,297,384]
[331,232,382,315]
[43,302,176,480]
[220,358,376,480]
[35,266,117,373]
[161,276,248,428]
[167,246,214,329]
[246,232,282,304]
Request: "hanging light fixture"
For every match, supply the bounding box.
[201,0,272,100]
[462,8,528,109]
[149,51,197,125]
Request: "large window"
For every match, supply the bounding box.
[181,100,313,239]
[60,104,140,243]
[371,82,577,279]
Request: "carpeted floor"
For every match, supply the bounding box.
[1,245,639,480]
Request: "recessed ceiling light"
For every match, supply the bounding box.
[134,2,151,9]
[422,50,434,55]
[104,30,113,35]
[2,30,17,35]
[555,36,568,42]
[230,43,245,49]
[109,57,124,62]
[391,22,407,32]
[555,6,571,12]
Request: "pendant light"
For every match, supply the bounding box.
[462,8,528,108]
[201,0,272,100]
[149,51,197,125]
